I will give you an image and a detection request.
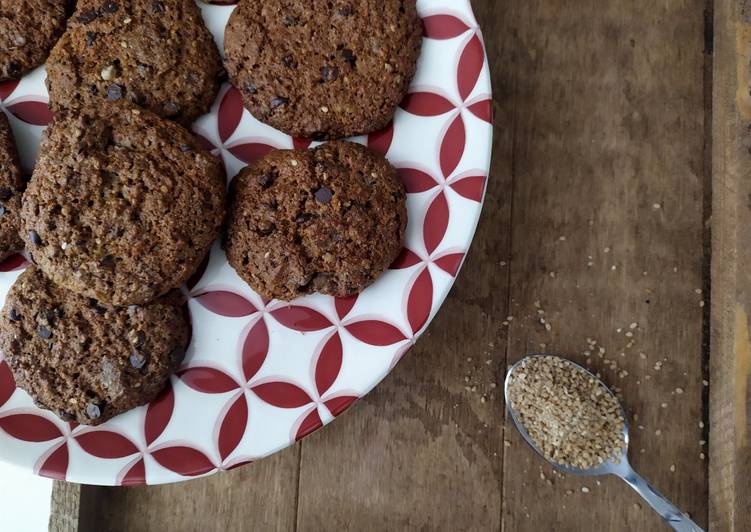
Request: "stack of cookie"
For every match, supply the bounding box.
[0,0,421,426]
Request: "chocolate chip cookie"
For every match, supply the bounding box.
[0,0,71,80]
[0,112,25,260]
[223,0,422,139]
[225,140,407,300]
[21,100,225,306]
[46,0,222,125]
[0,266,190,425]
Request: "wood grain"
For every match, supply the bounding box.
[709,0,751,529]
[54,0,724,530]
[499,0,709,529]
[50,482,81,532]
[295,1,513,528]
[76,447,300,532]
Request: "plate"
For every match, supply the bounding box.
[0,0,492,485]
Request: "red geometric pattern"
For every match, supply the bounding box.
[0,1,492,485]
[0,80,52,126]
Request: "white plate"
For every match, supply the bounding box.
[0,0,492,485]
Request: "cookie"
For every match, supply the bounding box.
[0,112,25,260]
[46,0,222,126]
[21,100,225,306]
[0,0,71,80]
[0,266,190,425]
[225,140,407,300]
[223,0,422,139]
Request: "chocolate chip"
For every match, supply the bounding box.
[89,85,99,95]
[37,325,52,340]
[164,102,180,115]
[283,15,299,26]
[271,97,289,109]
[341,48,356,65]
[244,83,257,94]
[283,55,297,68]
[89,299,107,315]
[45,309,57,325]
[129,351,147,369]
[85,31,97,47]
[28,230,42,246]
[314,186,334,204]
[179,144,192,152]
[258,173,275,188]
[310,131,327,141]
[295,212,312,224]
[338,4,353,16]
[321,66,339,82]
[0,188,12,201]
[58,410,75,422]
[151,1,165,12]
[6,62,21,78]
[85,403,102,420]
[170,347,186,365]
[8,308,19,321]
[77,9,99,23]
[102,1,119,13]
[100,255,116,269]
[106,83,124,101]
[128,92,146,106]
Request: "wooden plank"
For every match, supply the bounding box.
[74,446,300,532]
[500,0,709,530]
[294,1,513,529]
[709,0,751,529]
[49,482,81,532]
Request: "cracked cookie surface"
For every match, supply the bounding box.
[225,140,407,300]
[0,266,190,426]
[46,0,222,125]
[21,101,225,305]
[0,0,71,80]
[223,0,422,139]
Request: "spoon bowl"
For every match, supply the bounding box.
[504,354,703,531]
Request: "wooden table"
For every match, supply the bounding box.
[51,1,751,530]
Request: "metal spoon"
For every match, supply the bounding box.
[503,354,703,532]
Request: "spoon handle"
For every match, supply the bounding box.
[616,465,704,531]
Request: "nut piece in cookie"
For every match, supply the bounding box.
[225,140,407,300]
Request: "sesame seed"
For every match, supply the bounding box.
[581,486,590,493]
[506,356,626,470]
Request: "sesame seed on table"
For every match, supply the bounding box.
[49,0,751,530]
